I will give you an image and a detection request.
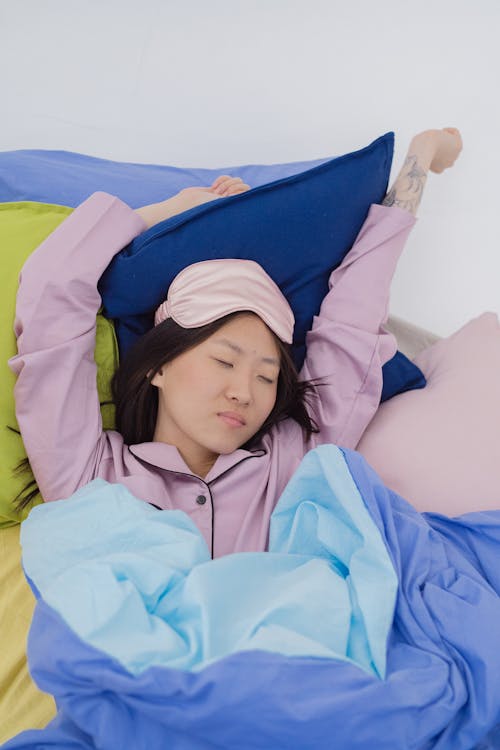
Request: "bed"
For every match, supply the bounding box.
[0,314,437,746]
[1,138,500,749]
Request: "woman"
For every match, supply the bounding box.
[9,127,462,559]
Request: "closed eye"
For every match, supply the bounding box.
[214,359,275,385]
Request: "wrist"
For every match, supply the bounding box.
[134,195,183,230]
[408,130,439,172]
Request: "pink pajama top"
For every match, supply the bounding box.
[9,193,416,558]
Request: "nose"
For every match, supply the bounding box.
[225,368,252,405]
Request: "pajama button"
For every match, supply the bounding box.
[196,495,207,505]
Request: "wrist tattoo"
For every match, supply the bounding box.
[382,154,428,215]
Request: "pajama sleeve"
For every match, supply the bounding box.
[299,203,417,450]
[8,192,146,501]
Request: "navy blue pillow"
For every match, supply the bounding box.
[381,350,425,402]
[97,133,425,402]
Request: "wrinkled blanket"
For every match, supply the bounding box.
[3,445,500,750]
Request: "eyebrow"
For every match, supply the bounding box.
[213,338,280,367]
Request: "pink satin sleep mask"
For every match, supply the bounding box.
[154,259,295,344]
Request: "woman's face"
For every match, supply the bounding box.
[151,313,281,477]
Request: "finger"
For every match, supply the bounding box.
[212,176,245,194]
[211,175,237,189]
[225,183,251,196]
[217,179,248,196]
[443,127,463,146]
[215,180,242,195]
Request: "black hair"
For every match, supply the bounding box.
[11,311,323,512]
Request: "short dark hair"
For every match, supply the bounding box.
[112,311,321,448]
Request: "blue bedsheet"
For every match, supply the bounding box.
[3,445,500,750]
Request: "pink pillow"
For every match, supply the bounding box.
[356,313,500,516]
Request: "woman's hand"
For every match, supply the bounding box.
[210,175,251,196]
[177,176,251,210]
[411,127,463,174]
[428,127,463,173]
[135,175,251,229]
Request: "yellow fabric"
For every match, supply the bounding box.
[0,201,118,526]
[0,202,120,738]
[0,526,56,742]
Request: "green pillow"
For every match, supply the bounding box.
[1,202,118,527]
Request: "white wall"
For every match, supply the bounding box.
[2,0,499,336]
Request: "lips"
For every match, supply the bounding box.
[218,412,246,427]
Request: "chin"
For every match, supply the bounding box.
[214,439,245,455]
[211,433,252,454]
[202,421,260,455]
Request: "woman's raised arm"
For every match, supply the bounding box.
[8,177,250,503]
[300,128,462,450]
[383,127,463,215]
[8,193,146,502]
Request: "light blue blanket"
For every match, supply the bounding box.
[20,445,397,679]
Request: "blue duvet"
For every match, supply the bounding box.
[3,445,500,750]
